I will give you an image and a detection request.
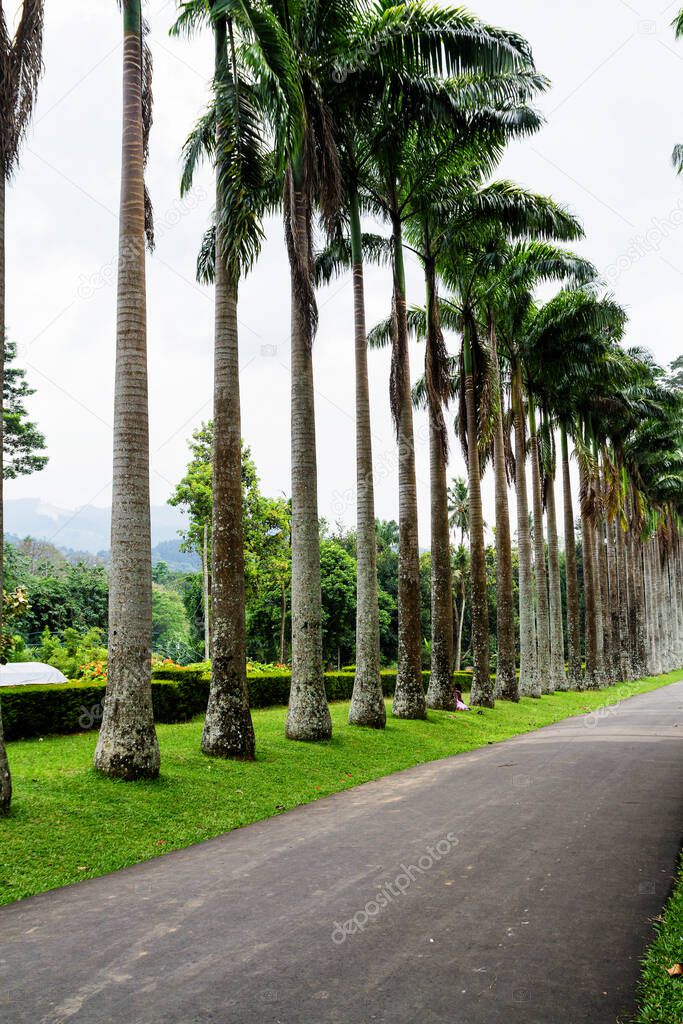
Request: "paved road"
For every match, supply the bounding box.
[2,683,683,1024]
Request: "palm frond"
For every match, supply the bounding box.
[0,0,45,178]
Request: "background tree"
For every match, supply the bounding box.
[3,339,48,479]
[169,422,212,659]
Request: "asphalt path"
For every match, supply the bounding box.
[1,681,682,1023]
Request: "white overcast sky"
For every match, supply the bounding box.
[5,0,683,546]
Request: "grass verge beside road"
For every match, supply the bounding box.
[636,856,683,1023]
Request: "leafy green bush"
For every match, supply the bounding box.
[16,626,108,680]
[2,667,475,740]
[1,675,210,741]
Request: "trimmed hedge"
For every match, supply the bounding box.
[1,668,475,741]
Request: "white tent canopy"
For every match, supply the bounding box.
[0,662,68,687]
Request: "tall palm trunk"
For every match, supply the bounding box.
[560,427,581,688]
[645,540,660,675]
[579,456,599,689]
[668,542,681,668]
[655,540,668,671]
[284,174,331,741]
[426,417,456,708]
[675,544,682,665]
[0,173,9,813]
[626,534,642,676]
[391,218,425,720]
[347,190,385,728]
[513,365,539,697]
[606,514,620,681]
[202,15,255,759]
[590,522,606,686]
[463,318,492,708]
[528,400,551,693]
[454,582,466,672]
[95,0,160,779]
[626,497,647,677]
[490,326,517,702]
[592,452,613,685]
[616,515,633,680]
[424,257,454,711]
[202,521,210,661]
[279,580,287,664]
[545,465,567,690]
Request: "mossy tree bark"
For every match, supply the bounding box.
[490,326,517,701]
[463,319,492,708]
[201,15,256,759]
[94,0,160,779]
[528,400,551,693]
[616,514,633,680]
[513,366,539,697]
[391,218,425,720]
[426,415,456,709]
[0,174,9,813]
[285,173,331,741]
[606,513,621,682]
[561,427,582,688]
[348,189,385,729]
[579,456,599,690]
[545,466,567,691]
[592,449,613,686]
[424,256,455,712]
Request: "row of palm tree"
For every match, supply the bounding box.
[1,1,682,807]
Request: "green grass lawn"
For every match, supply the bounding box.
[1,670,681,907]
[636,856,683,1023]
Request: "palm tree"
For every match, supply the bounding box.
[414,192,588,710]
[560,424,582,686]
[255,0,536,736]
[448,477,469,546]
[511,359,539,697]
[524,290,629,688]
[673,11,683,175]
[452,240,592,701]
[314,230,391,728]
[488,250,597,697]
[405,152,567,709]
[0,0,45,814]
[173,0,285,757]
[345,213,386,727]
[461,308,492,705]
[310,24,530,724]
[488,319,517,700]
[527,395,551,691]
[451,544,470,673]
[359,17,551,716]
[448,478,469,671]
[542,420,568,691]
[95,1,160,780]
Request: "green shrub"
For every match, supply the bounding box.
[16,626,108,680]
[1,676,211,741]
[2,667,474,740]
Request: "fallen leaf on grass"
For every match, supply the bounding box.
[666,964,683,977]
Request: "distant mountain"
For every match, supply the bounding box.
[4,498,189,556]
[151,539,200,572]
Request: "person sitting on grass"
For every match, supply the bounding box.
[455,689,470,712]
